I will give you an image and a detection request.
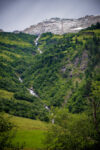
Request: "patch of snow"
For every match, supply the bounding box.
[71,27,85,31]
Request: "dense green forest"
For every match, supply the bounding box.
[0,32,48,121]
[0,23,100,150]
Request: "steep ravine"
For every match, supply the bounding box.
[18,76,38,97]
[35,35,42,54]
[18,77,51,112]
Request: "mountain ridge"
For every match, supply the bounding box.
[23,15,100,35]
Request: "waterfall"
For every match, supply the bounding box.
[28,88,38,97]
[19,77,23,83]
[35,35,42,54]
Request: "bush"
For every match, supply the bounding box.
[44,109,98,150]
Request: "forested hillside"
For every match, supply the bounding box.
[23,23,100,112]
[0,32,48,121]
[0,24,100,119]
[0,23,100,149]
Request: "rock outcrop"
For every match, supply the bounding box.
[23,15,100,35]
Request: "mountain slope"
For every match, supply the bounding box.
[23,15,100,35]
[0,23,100,121]
[22,24,100,112]
[0,32,48,121]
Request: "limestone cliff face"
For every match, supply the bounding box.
[23,15,100,35]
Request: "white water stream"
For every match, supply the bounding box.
[27,88,38,97]
[18,76,54,123]
[38,48,42,54]
[35,35,42,54]
[52,118,55,124]
[35,36,40,46]
[18,77,38,97]
[45,105,50,110]
[18,77,23,83]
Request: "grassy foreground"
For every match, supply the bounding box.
[6,114,49,150]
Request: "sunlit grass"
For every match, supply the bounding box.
[5,114,49,149]
[10,115,48,130]
[13,130,45,149]
[3,50,21,58]
[0,53,13,61]
[0,89,14,99]
[0,37,32,48]
[51,34,63,39]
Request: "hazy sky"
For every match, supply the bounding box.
[0,0,100,31]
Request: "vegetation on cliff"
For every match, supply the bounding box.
[0,23,100,149]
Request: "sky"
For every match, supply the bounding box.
[0,0,100,32]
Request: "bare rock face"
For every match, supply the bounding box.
[23,15,100,35]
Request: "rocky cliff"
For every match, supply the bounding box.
[23,15,100,35]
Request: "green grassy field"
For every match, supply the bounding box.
[6,114,49,150]
[13,130,45,150]
[0,89,14,99]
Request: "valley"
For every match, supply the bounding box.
[0,23,100,150]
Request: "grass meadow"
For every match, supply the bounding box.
[6,114,49,150]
